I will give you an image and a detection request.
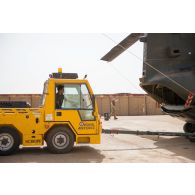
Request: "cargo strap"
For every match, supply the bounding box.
[185,93,194,108]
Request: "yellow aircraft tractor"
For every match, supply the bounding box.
[0,68,102,155]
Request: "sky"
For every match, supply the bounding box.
[0,33,144,94]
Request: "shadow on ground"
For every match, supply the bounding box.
[0,146,105,163]
[1,135,195,163]
[141,135,195,161]
[100,134,195,162]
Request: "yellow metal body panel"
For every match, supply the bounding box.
[0,77,102,147]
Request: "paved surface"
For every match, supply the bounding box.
[1,115,195,163]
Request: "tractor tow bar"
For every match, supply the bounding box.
[102,129,195,138]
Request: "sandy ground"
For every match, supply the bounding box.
[1,115,195,163]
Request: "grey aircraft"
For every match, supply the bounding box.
[101,33,195,134]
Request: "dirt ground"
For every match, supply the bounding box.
[1,115,195,163]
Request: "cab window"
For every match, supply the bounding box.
[55,84,95,120]
[55,84,92,107]
[40,80,48,106]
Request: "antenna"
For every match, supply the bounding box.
[83,74,87,79]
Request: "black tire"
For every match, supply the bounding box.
[183,123,195,133]
[46,126,75,154]
[0,126,20,156]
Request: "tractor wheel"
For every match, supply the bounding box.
[46,126,75,154]
[0,126,20,156]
